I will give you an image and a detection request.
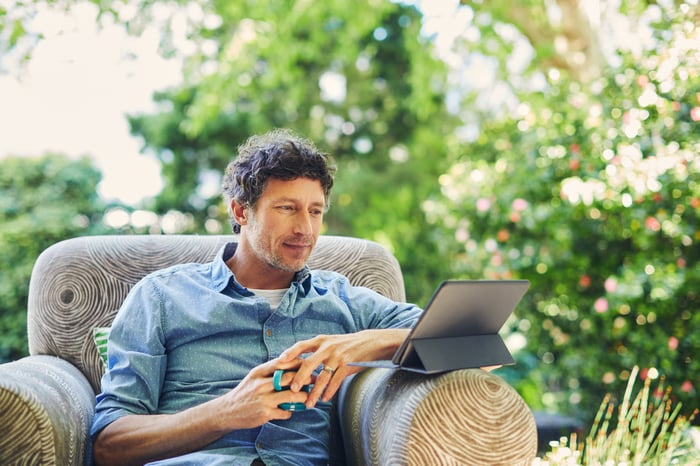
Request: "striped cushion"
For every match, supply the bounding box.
[92,327,110,369]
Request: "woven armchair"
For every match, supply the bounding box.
[0,235,537,465]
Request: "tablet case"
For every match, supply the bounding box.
[352,280,529,374]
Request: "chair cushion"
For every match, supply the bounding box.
[28,235,405,394]
[338,368,538,465]
[0,355,96,465]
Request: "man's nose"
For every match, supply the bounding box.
[293,210,313,235]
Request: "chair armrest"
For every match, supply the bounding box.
[337,368,537,466]
[0,355,96,465]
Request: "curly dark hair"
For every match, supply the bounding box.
[222,129,336,234]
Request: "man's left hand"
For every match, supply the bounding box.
[278,328,409,408]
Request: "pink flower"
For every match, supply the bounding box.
[594,297,609,313]
[512,198,528,211]
[476,198,491,212]
[668,336,679,351]
[604,278,618,293]
[690,107,700,122]
[645,216,661,232]
[681,380,693,393]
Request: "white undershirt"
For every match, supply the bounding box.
[249,288,289,310]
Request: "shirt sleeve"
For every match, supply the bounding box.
[338,277,422,330]
[90,277,167,436]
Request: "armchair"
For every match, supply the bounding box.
[0,235,537,465]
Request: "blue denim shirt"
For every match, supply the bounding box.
[91,243,421,466]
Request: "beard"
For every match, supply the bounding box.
[247,213,313,273]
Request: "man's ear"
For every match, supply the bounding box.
[231,201,248,226]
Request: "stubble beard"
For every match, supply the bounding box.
[248,219,310,274]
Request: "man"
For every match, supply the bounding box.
[91,129,422,466]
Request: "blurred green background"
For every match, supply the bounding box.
[1,0,698,428]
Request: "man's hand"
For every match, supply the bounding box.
[216,358,313,428]
[93,357,310,466]
[278,328,410,408]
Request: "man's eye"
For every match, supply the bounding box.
[310,209,323,216]
[278,205,294,211]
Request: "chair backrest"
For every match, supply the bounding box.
[27,235,405,393]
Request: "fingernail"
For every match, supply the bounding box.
[291,383,300,392]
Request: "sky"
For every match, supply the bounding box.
[0,0,473,206]
[0,2,181,205]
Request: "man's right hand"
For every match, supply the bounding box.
[93,357,310,466]
[215,358,313,429]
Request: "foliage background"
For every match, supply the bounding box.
[0,155,111,360]
[1,0,698,427]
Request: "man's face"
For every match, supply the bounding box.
[244,177,326,273]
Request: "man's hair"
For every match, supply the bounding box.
[222,128,336,234]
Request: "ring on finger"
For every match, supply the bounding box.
[323,365,336,376]
[273,369,285,391]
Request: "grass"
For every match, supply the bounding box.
[534,366,699,466]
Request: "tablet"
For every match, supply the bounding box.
[352,279,530,373]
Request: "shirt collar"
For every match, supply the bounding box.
[211,242,312,294]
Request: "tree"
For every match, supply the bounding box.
[460,0,608,83]
[126,0,461,303]
[2,0,460,303]
[0,154,111,362]
[431,1,700,422]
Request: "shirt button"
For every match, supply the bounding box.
[256,442,263,449]
[266,329,272,337]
